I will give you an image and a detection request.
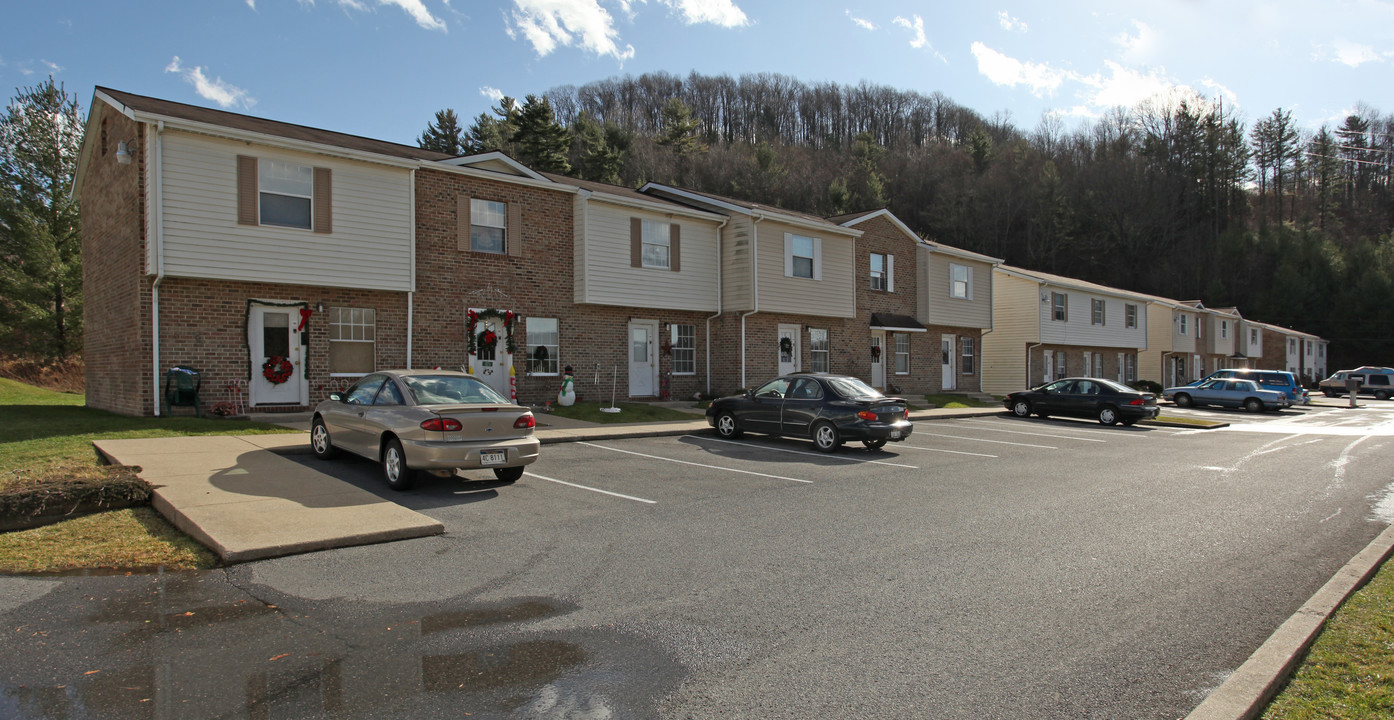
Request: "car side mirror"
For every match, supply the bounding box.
[328,392,342,402]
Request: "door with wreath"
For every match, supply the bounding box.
[466,307,515,400]
[777,324,801,376]
[248,301,307,407]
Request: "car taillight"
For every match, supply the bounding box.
[857,410,878,421]
[420,418,462,432]
[1128,398,1145,406]
[514,414,536,429]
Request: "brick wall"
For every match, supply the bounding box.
[81,109,150,416]
[1030,345,1141,386]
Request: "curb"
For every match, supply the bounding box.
[1144,418,1229,430]
[1185,523,1394,720]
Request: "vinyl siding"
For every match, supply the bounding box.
[1173,311,1197,353]
[1212,317,1237,357]
[981,272,1041,395]
[756,220,855,318]
[575,199,719,311]
[158,131,413,291]
[920,251,993,329]
[1038,288,1148,349]
[1139,303,1174,385]
[723,215,754,312]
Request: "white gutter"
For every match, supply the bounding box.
[740,213,765,389]
[407,168,416,369]
[705,216,729,395]
[151,120,166,416]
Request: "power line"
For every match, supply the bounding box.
[1304,152,1390,167]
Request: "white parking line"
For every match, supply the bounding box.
[909,431,1056,450]
[891,444,998,458]
[683,435,920,468]
[581,441,817,482]
[525,471,657,504]
[950,419,1110,442]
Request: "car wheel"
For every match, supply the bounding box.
[310,417,336,459]
[1244,398,1264,413]
[1174,393,1193,408]
[1322,389,1337,398]
[862,439,887,450]
[1376,390,1390,401]
[382,438,416,491]
[493,466,524,484]
[812,422,842,453]
[715,412,743,438]
[1011,400,1032,418]
[1098,405,1119,426]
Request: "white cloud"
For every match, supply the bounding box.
[246,0,256,8]
[1325,39,1382,67]
[970,42,1068,97]
[508,0,635,61]
[41,59,64,73]
[659,0,748,28]
[997,11,1027,33]
[380,0,447,31]
[1078,61,1179,110]
[893,15,926,48]
[1201,77,1240,108]
[164,56,256,109]
[1112,20,1158,63]
[480,85,505,102]
[846,10,874,30]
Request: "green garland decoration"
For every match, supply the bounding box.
[467,308,518,355]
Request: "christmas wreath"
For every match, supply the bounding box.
[262,356,294,384]
[531,344,550,371]
[779,337,794,356]
[870,345,882,361]
[467,308,517,355]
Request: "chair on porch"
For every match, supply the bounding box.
[162,366,203,418]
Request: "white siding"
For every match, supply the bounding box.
[981,272,1042,395]
[575,199,719,311]
[159,131,413,291]
[920,251,993,329]
[1173,311,1197,353]
[723,215,754,312]
[756,220,856,318]
[1038,288,1148,348]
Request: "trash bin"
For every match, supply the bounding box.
[163,366,203,417]
[1345,374,1364,408]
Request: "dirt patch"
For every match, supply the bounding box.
[0,465,150,532]
[0,354,84,394]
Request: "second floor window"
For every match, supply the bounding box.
[950,264,971,299]
[870,254,887,290]
[1052,292,1067,322]
[642,219,671,269]
[259,160,313,229]
[1250,328,1258,344]
[1125,304,1137,328]
[471,199,507,254]
[1221,320,1229,339]
[1179,315,1188,335]
[786,233,819,279]
[1091,299,1105,325]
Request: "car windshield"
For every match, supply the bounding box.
[826,376,884,399]
[400,375,509,405]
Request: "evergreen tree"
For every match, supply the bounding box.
[847,132,887,210]
[466,97,520,156]
[657,98,706,186]
[0,77,84,357]
[571,112,623,184]
[511,95,571,174]
[417,108,467,155]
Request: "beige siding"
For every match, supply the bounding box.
[1139,303,1175,384]
[982,272,1041,395]
[1038,289,1148,348]
[756,220,856,318]
[1213,317,1237,356]
[722,215,754,312]
[1173,310,1197,353]
[576,199,719,311]
[159,131,413,291]
[920,251,993,329]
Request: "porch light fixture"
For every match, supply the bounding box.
[316,302,325,312]
[116,140,135,165]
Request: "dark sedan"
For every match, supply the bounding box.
[706,373,913,452]
[1004,377,1159,426]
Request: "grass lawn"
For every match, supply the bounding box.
[1260,555,1394,718]
[0,378,294,573]
[924,393,994,409]
[544,401,700,424]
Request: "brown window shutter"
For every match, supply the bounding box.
[236,155,258,225]
[313,167,332,234]
[507,202,523,257]
[457,195,471,251]
[669,223,681,272]
[630,217,642,268]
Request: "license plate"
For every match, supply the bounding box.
[890,430,901,439]
[480,451,506,466]
[874,405,901,414]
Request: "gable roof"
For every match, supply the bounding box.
[639,183,858,236]
[831,209,1003,264]
[996,264,1155,303]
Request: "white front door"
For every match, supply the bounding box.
[248,302,307,407]
[778,324,801,376]
[628,320,658,396]
[870,331,886,388]
[1082,352,1093,378]
[941,334,956,390]
[468,309,513,399]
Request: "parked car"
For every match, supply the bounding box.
[1004,377,1159,426]
[1318,367,1394,400]
[706,373,913,452]
[311,370,539,490]
[1163,378,1289,412]
[1192,368,1307,405]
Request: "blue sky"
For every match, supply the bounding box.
[3,1,1392,147]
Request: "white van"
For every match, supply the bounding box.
[1319,367,1394,400]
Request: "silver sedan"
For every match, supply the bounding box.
[310,370,540,490]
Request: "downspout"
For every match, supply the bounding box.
[739,213,765,389]
[151,120,166,416]
[407,168,416,369]
[705,216,729,396]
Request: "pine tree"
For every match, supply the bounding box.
[657,98,706,185]
[466,97,520,156]
[511,95,571,174]
[572,112,623,184]
[417,108,466,155]
[0,77,84,357]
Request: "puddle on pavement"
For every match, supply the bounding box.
[0,572,683,719]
